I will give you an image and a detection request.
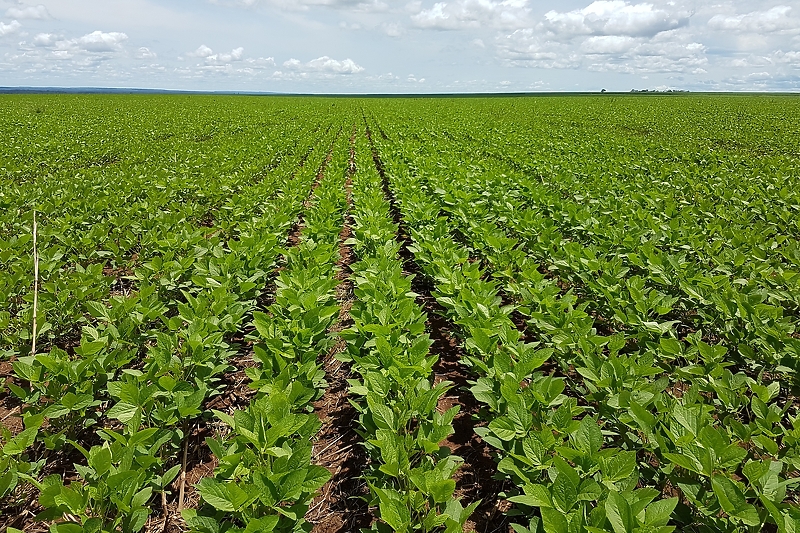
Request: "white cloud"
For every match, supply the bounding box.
[188,45,245,65]
[497,30,581,68]
[226,47,245,60]
[136,47,157,59]
[77,31,128,52]
[365,71,400,82]
[0,19,21,36]
[6,26,139,79]
[708,6,798,34]
[5,4,49,19]
[211,0,388,12]
[243,56,276,67]
[585,36,708,74]
[542,0,691,38]
[19,30,127,57]
[32,32,57,46]
[412,2,454,29]
[190,44,214,58]
[498,18,707,75]
[773,49,800,66]
[411,0,531,30]
[729,49,800,68]
[2,0,799,92]
[582,34,637,54]
[283,55,364,74]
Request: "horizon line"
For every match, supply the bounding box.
[0,86,798,97]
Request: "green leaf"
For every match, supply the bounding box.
[107,402,140,423]
[161,464,182,488]
[88,446,112,477]
[127,507,150,532]
[628,401,656,434]
[2,427,38,455]
[489,416,518,441]
[370,402,396,431]
[573,416,602,455]
[51,525,83,533]
[603,452,637,484]
[196,478,235,512]
[540,507,568,533]
[243,516,279,533]
[605,491,634,533]
[645,497,678,526]
[54,485,86,515]
[659,338,683,356]
[132,487,153,509]
[552,472,578,513]
[429,479,456,503]
[278,469,306,501]
[83,517,103,533]
[375,487,411,532]
[711,475,745,515]
[303,465,331,492]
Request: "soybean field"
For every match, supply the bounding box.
[1,94,800,533]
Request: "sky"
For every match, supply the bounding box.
[0,0,798,93]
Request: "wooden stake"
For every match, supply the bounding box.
[31,206,39,357]
[177,424,189,512]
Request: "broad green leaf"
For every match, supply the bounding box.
[541,507,568,533]
[196,478,236,512]
[606,491,634,533]
[573,416,602,455]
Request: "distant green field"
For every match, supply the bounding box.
[1,95,799,533]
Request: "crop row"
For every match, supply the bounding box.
[368,108,800,533]
[1,108,344,530]
[338,130,476,532]
[184,127,351,533]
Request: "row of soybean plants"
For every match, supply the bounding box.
[368,98,799,357]
[388,108,798,444]
[379,98,798,383]
[386,116,798,379]
[464,125,799,371]
[334,131,475,533]
[0,121,339,531]
[375,99,800,370]
[372,120,796,531]
[370,112,800,533]
[372,136,675,533]
[183,127,353,533]
[0,97,323,358]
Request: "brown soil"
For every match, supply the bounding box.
[422,289,510,533]
[307,355,372,533]
[103,264,135,297]
[309,124,373,533]
[0,362,23,435]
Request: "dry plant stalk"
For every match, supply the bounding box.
[177,424,189,512]
[31,206,39,357]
